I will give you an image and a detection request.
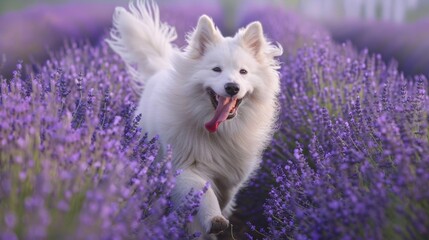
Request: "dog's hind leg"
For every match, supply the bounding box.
[172,169,229,235]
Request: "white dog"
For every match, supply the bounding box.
[107,0,282,237]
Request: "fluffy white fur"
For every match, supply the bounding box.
[107,0,282,237]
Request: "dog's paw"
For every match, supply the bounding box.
[208,216,229,235]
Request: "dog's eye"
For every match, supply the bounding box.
[239,69,248,75]
[212,67,222,73]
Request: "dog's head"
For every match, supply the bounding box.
[183,15,283,133]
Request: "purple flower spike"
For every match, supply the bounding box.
[0,2,225,238]
[235,3,429,240]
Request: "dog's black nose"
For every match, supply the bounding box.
[224,83,240,96]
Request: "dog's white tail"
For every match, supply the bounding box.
[106,0,177,93]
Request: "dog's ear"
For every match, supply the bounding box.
[240,21,265,57]
[187,15,222,59]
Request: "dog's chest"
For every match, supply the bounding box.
[173,130,260,187]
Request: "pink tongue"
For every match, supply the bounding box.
[205,96,236,133]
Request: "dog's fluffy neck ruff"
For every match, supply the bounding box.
[163,56,280,183]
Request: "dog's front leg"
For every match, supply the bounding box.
[173,168,229,235]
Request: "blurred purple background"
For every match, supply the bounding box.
[1,0,429,78]
[0,0,222,77]
[328,18,429,79]
[0,2,118,77]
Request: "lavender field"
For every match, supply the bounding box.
[1,1,428,240]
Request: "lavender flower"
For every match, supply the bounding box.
[239,5,429,240]
[0,2,224,236]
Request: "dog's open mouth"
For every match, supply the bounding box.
[205,88,243,133]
